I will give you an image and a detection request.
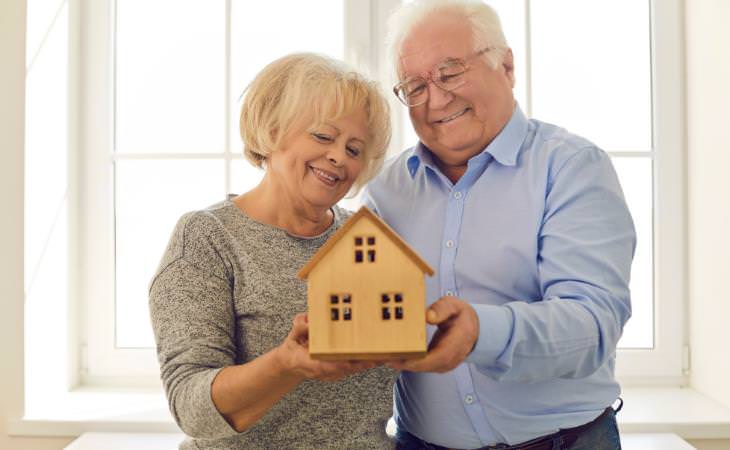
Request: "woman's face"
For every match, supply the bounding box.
[267,109,368,210]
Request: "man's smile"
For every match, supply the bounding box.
[434,108,470,124]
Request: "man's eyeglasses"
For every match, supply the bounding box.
[393,47,495,107]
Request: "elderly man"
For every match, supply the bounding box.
[363,0,635,449]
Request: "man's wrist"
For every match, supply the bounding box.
[465,304,513,366]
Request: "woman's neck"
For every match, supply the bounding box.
[233,177,333,237]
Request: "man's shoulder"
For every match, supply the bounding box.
[530,118,597,150]
[526,118,606,168]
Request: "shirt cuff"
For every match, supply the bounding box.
[465,303,514,366]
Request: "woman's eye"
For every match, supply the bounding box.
[346,146,361,158]
[312,133,333,143]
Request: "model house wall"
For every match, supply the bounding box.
[299,207,433,359]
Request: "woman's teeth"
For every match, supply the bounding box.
[311,167,338,184]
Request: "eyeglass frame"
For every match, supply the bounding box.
[392,46,496,107]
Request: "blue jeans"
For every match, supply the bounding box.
[395,407,621,450]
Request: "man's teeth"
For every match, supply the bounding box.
[438,109,468,123]
[312,167,337,182]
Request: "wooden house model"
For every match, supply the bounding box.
[298,206,434,360]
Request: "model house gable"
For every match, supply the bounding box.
[298,206,434,280]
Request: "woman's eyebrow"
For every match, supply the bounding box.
[323,123,366,144]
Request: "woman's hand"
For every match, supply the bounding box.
[212,312,384,432]
[275,313,381,381]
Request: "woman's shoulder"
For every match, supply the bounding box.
[173,198,245,238]
[152,200,239,280]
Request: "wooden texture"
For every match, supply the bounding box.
[299,206,434,279]
[303,210,430,360]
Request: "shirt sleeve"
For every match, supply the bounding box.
[466,146,636,382]
[149,213,240,439]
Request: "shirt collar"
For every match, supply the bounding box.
[406,104,528,179]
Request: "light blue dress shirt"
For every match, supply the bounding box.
[363,105,636,448]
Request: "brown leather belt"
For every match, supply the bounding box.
[411,407,613,450]
[471,407,610,450]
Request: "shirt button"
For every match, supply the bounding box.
[453,191,463,200]
[465,394,475,405]
[445,240,454,248]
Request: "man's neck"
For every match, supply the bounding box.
[434,159,467,184]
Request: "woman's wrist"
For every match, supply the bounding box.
[271,344,304,383]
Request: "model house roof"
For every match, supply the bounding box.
[298,206,435,279]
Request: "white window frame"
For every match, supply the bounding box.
[75,0,685,387]
[613,0,686,384]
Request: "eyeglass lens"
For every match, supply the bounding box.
[397,60,467,106]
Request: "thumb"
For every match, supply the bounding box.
[289,313,310,343]
[426,297,459,325]
[426,309,439,324]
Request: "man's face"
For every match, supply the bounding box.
[399,14,515,174]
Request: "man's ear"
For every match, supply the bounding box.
[502,48,515,88]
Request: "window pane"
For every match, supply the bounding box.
[613,157,654,349]
[230,157,265,196]
[230,0,344,151]
[26,0,66,64]
[115,159,224,348]
[25,1,68,289]
[530,0,652,151]
[485,0,527,108]
[115,0,226,153]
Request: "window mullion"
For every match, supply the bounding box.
[224,0,232,195]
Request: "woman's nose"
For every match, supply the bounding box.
[326,146,345,166]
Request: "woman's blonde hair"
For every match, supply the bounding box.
[239,53,391,193]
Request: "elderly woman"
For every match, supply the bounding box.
[149,53,394,449]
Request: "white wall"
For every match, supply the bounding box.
[0,0,73,448]
[686,0,730,409]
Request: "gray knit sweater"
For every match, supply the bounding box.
[149,200,397,450]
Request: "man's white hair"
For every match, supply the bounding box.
[387,0,509,79]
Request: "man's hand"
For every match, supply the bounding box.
[388,296,479,373]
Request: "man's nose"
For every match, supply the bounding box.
[427,81,453,109]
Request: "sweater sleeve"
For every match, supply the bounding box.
[149,212,241,439]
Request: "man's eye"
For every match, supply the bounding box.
[346,146,361,157]
[406,84,426,97]
[439,73,462,84]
